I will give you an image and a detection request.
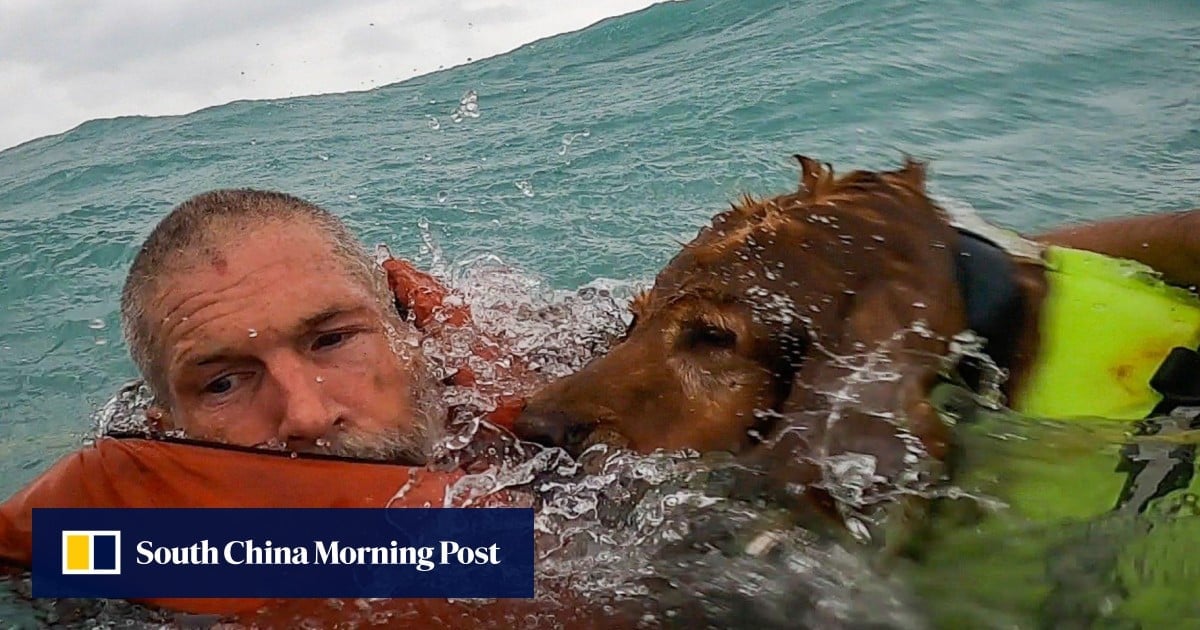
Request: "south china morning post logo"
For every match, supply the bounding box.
[60,530,121,575]
[32,508,534,599]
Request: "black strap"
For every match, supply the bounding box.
[951,229,1026,388]
[1148,347,1200,413]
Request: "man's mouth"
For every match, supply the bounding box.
[252,427,430,464]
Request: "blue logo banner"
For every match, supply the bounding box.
[33,508,534,599]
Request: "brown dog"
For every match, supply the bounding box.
[514,155,1200,526]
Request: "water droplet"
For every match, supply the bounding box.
[451,89,480,120]
[557,130,589,157]
[248,329,259,338]
[437,191,449,203]
[88,319,105,330]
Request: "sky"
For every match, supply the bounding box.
[0,0,663,152]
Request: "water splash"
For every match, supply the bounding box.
[450,90,481,123]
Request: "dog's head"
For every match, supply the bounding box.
[517,157,967,476]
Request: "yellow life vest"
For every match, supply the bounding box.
[1013,246,1200,420]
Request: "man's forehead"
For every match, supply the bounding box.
[148,220,379,342]
[197,219,345,269]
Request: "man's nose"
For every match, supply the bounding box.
[272,360,340,445]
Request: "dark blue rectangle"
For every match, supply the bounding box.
[33,508,534,599]
[92,535,117,571]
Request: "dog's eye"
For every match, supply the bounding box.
[685,324,738,350]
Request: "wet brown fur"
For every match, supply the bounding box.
[519,157,983,525]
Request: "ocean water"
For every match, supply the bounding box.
[1,0,1199,626]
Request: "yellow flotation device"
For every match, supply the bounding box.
[1013,246,1200,420]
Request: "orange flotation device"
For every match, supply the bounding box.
[0,259,576,626]
[0,437,458,617]
[0,438,608,627]
[382,258,527,429]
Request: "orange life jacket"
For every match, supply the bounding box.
[0,438,611,627]
[0,437,455,615]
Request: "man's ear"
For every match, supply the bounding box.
[144,405,173,433]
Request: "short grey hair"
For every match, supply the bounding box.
[119,189,390,399]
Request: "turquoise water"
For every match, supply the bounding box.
[1,0,1199,625]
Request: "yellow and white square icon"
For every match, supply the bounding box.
[61,530,121,575]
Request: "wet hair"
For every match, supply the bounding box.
[119,189,390,399]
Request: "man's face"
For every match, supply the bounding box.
[146,220,428,459]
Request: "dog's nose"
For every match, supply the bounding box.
[513,409,594,452]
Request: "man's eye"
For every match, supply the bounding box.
[313,331,352,350]
[204,375,236,395]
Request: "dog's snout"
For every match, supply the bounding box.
[514,409,595,451]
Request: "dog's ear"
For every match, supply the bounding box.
[897,155,928,193]
[767,277,961,549]
[794,155,834,197]
[778,279,957,466]
[766,200,965,498]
